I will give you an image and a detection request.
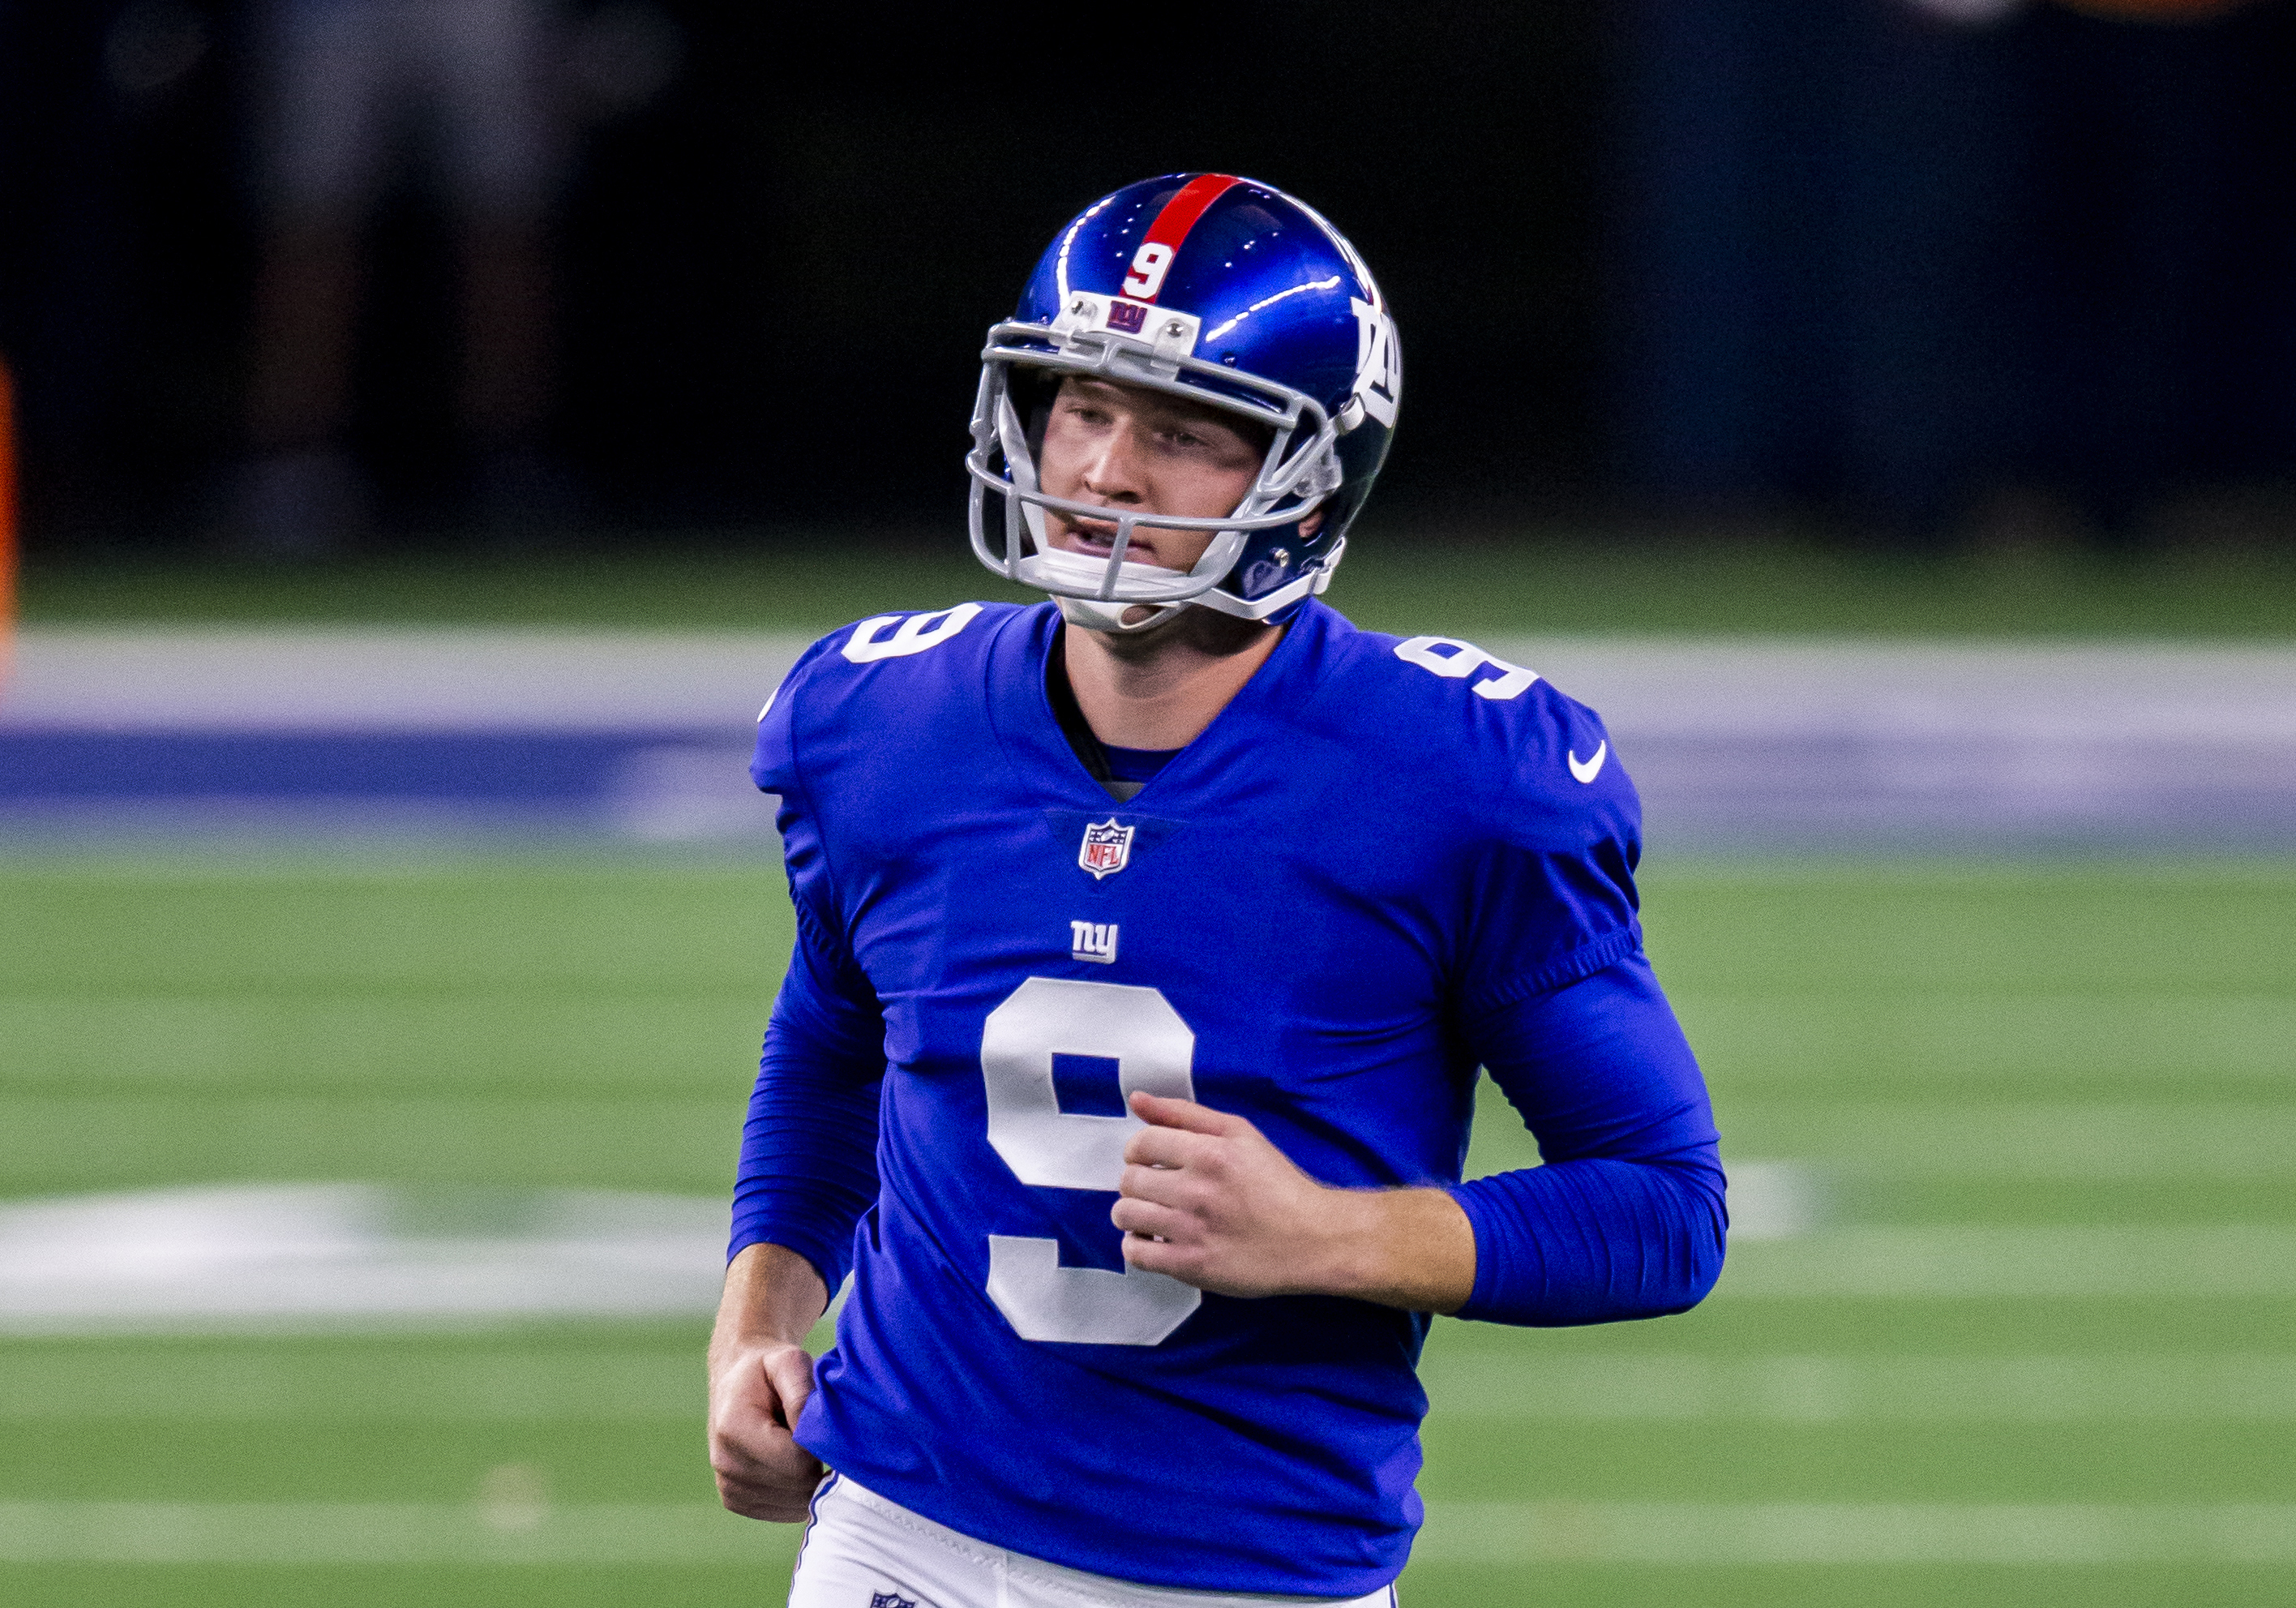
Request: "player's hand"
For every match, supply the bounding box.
[1113,1091,1476,1310]
[707,1243,830,1521]
[1112,1091,1362,1300]
[707,1339,824,1522]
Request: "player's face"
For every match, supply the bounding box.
[1037,378,1266,572]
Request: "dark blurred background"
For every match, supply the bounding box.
[2,0,2291,559]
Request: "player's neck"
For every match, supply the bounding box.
[1061,610,1285,751]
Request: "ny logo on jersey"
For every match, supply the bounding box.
[870,1594,919,1608]
[1078,818,1134,879]
[1070,920,1119,964]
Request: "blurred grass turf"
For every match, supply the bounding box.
[2,853,2293,1605]
[17,534,2296,637]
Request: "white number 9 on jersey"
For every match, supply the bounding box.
[979,977,1202,1346]
[1394,635,1540,701]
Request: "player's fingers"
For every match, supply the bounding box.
[1119,1230,1197,1279]
[709,1434,777,1491]
[709,1375,784,1441]
[1115,1158,1201,1205]
[710,1423,821,1493]
[707,1396,776,1451]
[758,1348,816,1426]
[1110,1194,1189,1240]
[1122,1122,1221,1171]
[715,1463,816,1522]
[706,1400,788,1466]
[1129,1090,1247,1136]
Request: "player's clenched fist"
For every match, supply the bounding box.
[707,1242,832,1522]
[707,1340,823,1521]
[1112,1091,1477,1312]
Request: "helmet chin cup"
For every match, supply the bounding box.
[1055,594,1185,634]
[1010,529,1227,635]
[1026,542,1204,601]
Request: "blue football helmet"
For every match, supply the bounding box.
[966,174,1401,632]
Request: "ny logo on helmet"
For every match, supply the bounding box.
[1348,296,1400,429]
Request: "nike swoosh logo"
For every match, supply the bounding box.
[1568,740,1607,784]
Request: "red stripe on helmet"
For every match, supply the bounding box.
[1131,174,1243,302]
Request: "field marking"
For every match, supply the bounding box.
[6,1349,2292,1426]
[13,1191,2296,1330]
[0,1184,726,1332]
[0,1500,792,1565]
[1420,1353,2296,1421]
[1677,994,2296,1087]
[1718,1224,2296,1298]
[0,1349,705,1421]
[2,1500,2291,1567]
[1720,1102,2296,1179]
[0,628,815,731]
[1415,1502,2296,1565]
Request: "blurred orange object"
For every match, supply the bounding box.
[2054,0,2252,19]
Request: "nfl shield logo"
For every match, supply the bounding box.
[1078,817,1134,880]
[870,1594,919,1608]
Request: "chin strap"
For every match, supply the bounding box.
[1056,595,1188,634]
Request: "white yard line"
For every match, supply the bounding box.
[1677,993,2296,1090]
[1720,1101,2296,1177]
[0,628,814,732]
[1420,1353,2296,1421]
[10,628,2296,844]
[0,1500,790,1565]
[0,1349,705,1421]
[11,628,2296,739]
[4,1349,2291,1426]
[1720,1224,2296,1298]
[1415,1501,2296,1565]
[0,1184,726,1333]
[1,1499,2289,1566]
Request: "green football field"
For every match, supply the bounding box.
[3,851,2293,1606]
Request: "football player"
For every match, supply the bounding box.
[709,174,1724,1606]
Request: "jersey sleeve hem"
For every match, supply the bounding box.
[724,1229,846,1301]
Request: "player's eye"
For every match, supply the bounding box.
[1166,425,1244,460]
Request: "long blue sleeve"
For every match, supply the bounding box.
[1447,953,1726,1326]
[726,902,886,1295]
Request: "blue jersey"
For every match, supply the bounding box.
[749,598,1654,1593]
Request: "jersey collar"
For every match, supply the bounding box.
[986,599,1341,810]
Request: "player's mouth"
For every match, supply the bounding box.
[1058,513,1175,570]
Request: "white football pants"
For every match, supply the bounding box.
[787,1473,1399,1608]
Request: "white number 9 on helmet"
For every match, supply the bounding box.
[1123,241,1174,299]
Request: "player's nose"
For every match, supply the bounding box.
[1080,420,1150,502]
